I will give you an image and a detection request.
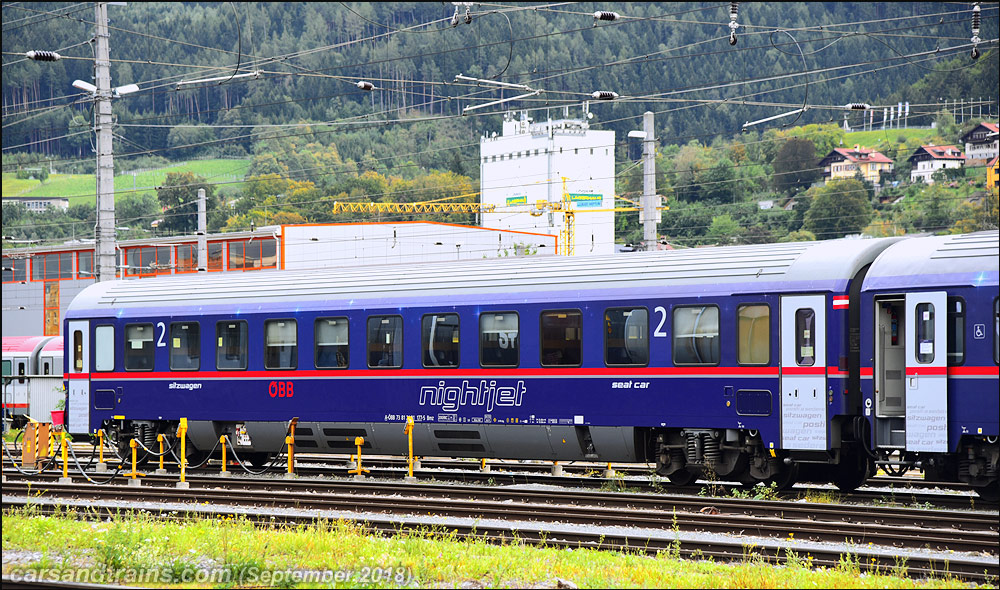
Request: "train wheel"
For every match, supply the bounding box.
[974,481,999,503]
[767,463,798,491]
[667,469,696,486]
[834,451,871,492]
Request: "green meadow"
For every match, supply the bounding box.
[2,159,250,206]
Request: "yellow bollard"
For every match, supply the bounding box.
[158,434,165,472]
[127,439,138,478]
[219,435,230,477]
[285,436,295,476]
[177,418,188,486]
[404,416,414,479]
[60,431,68,479]
[349,436,369,476]
[98,429,105,464]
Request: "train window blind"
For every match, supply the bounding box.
[124,323,154,371]
[422,314,459,368]
[265,319,297,370]
[315,317,349,369]
[169,322,200,371]
[540,310,582,367]
[915,303,936,364]
[946,297,965,366]
[94,325,114,372]
[604,307,648,366]
[216,321,248,370]
[673,305,720,365]
[367,315,402,368]
[737,304,770,365]
[480,312,519,368]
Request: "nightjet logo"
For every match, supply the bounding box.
[419,380,525,412]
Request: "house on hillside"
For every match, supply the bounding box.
[3,196,69,212]
[818,145,894,189]
[961,122,999,163]
[908,144,966,184]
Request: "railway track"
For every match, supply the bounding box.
[3,475,997,583]
[3,449,992,511]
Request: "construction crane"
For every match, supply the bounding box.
[529,178,667,256]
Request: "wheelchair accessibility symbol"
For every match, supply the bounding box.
[973,324,986,340]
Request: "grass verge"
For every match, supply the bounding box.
[1,506,986,589]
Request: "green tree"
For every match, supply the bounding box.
[802,179,873,239]
[771,137,821,194]
[155,172,218,236]
[705,214,742,245]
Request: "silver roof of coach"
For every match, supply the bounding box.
[67,237,901,314]
[862,230,999,290]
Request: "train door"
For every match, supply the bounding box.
[780,295,827,450]
[874,298,906,448]
[66,320,90,434]
[904,292,948,452]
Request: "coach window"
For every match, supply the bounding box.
[94,325,115,372]
[169,322,200,371]
[947,298,965,366]
[673,305,720,365]
[605,308,648,366]
[794,309,816,366]
[216,321,248,370]
[315,317,349,369]
[124,323,154,371]
[423,314,460,368]
[915,303,936,364]
[480,312,519,368]
[368,315,402,368]
[540,310,582,367]
[265,319,297,370]
[737,304,770,365]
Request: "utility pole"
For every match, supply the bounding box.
[640,111,658,251]
[94,2,116,282]
[197,188,207,272]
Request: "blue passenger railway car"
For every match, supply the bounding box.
[62,231,999,497]
[861,231,999,495]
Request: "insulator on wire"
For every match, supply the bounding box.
[26,50,62,62]
[971,3,982,59]
[356,81,375,91]
[729,2,739,45]
[591,91,619,100]
[450,6,461,27]
[593,11,620,25]
[846,103,871,110]
[464,7,472,25]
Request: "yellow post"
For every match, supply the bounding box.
[404,416,414,479]
[128,438,138,478]
[349,437,369,476]
[60,431,68,479]
[285,436,294,475]
[157,434,165,472]
[177,418,188,484]
[98,429,105,464]
[220,435,227,474]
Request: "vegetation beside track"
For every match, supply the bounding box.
[1,506,988,589]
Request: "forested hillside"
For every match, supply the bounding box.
[2,2,998,246]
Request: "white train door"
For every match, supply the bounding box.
[780,295,827,450]
[904,292,948,452]
[66,321,90,434]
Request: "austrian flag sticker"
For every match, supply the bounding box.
[832,296,850,309]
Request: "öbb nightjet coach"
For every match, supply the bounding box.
[62,231,999,497]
